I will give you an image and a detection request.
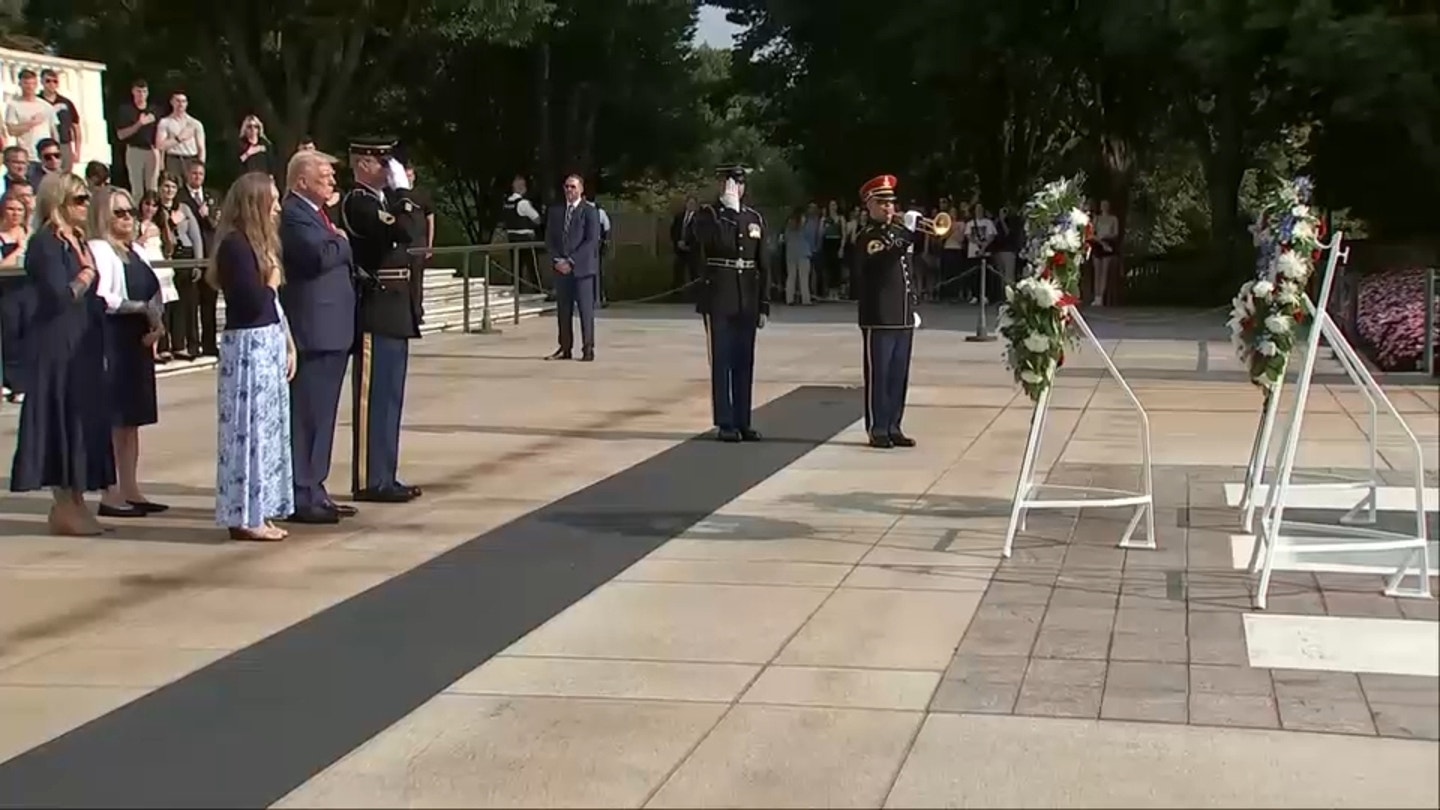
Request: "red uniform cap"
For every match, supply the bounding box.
[859,174,898,202]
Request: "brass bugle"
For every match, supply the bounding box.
[895,210,953,237]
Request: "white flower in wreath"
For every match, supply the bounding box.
[1027,278,1063,308]
[1256,338,1279,357]
[1019,369,1043,384]
[1263,314,1292,335]
[1062,228,1083,251]
[1291,205,1309,219]
[1292,219,1316,242]
[1275,251,1308,281]
[1276,282,1300,306]
[1023,333,1051,353]
[1252,279,1274,298]
[1070,208,1090,228]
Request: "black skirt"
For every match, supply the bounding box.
[105,314,158,427]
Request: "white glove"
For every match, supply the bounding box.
[758,313,768,329]
[386,158,411,191]
[913,311,922,328]
[902,210,921,231]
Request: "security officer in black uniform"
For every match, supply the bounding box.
[686,164,769,443]
[853,174,922,449]
[341,136,425,502]
[501,174,545,295]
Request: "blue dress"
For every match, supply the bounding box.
[105,247,160,427]
[9,229,116,493]
[214,236,294,528]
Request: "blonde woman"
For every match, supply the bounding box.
[89,188,167,517]
[237,115,274,176]
[209,172,295,541]
[9,173,113,536]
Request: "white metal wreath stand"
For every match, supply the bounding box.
[1237,290,1382,534]
[1244,232,1433,609]
[1001,307,1156,558]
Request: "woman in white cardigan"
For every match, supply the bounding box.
[89,188,169,518]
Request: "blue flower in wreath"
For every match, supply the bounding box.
[1293,176,1314,203]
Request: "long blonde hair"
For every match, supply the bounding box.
[35,172,88,236]
[96,188,136,257]
[206,173,282,291]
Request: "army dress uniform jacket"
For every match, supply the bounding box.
[342,185,423,340]
[687,203,771,322]
[854,218,918,329]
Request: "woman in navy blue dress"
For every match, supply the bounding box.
[90,188,168,518]
[9,172,115,536]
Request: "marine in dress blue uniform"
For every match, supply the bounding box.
[853,174,919,449]
[686,164,770,443]
[341,136,424,503]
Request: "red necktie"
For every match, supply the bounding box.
[320,206,336,233]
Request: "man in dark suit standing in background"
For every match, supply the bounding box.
[177,158,221,355]
[544,174,601,362]
[279,149,359,525]
[670,195,697,301]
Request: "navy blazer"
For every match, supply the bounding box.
[279,192,355,353]
[545,200,601,279]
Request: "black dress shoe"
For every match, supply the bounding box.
[546,349,572,361]
[868,434,894,449]
[286,507,340,525]
[716,428,742,443]
[889,433,917,448]
[739,429,762,442]
[395,483,423,498]
[326,502,358,517]
[579,350,595,362]
[353,486,416,503]
[127,500,170,514]
[98,503,146,518]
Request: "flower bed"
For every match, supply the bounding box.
[1355,267,1440,372]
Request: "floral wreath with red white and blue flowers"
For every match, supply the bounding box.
[1227,176,1327,392]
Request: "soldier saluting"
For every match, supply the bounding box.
[686,164,770,443]
[853,174,926,449]
[341,135,424,503]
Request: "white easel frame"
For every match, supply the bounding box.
[1001,307,1156,558]
[1237,291,1382,534]
[1245,232,1433,609]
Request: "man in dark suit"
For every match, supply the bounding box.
[177,158,221,355]
[670,195,698,301]
[544,173,601,362]
[279,149,358,524]
[687,164,770,442]
[341,135,424,503]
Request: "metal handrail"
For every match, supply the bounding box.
[407,241,546,333]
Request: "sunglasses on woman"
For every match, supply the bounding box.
[112,208,135,219]
[70,194,91,205]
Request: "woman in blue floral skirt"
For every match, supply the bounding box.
[207,172,295,541]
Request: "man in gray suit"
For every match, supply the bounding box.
[544,174,601,362]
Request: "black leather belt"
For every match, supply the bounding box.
[376,268,410,281]
[706,258,756,269]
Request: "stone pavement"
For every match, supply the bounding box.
[0,304,1435,808]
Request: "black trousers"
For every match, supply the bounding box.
[704,312,757,430]
[862,327,913,438]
